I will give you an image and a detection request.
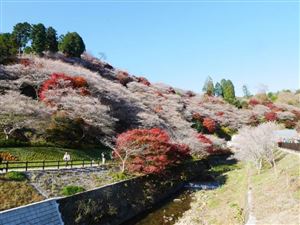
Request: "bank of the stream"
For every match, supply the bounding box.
[128,151,300,225]
[124,155,247,225]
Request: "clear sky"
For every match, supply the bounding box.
[1,0,299,96]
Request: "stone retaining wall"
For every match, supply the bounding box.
[0,160,208,225]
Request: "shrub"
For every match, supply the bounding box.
[203,117,216,133]
[185,90,196,98]
[39,73,89,101]
[196,134,213,153]
[137,77,150,86]
[5,171,27,181]
[19,58,32,67]
[216,126,235,141]
[60,185,85,196]
[0,152,18,161]
[110,172,133,182]
[116,71,133,86]
[249,98,260,106]
[264,112,277,122]
[114,128,191,174]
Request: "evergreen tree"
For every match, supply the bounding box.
[31,23,46,55]
[59,32,85,57]
[0,33,18,64]
[220,79,236,103]
[242,85,251,98]
[12,22,31,55]
[45,26,58,53]
[214,82,223,97]
[202,76,214,96]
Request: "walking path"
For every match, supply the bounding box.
[245,187,256,225]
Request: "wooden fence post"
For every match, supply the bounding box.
[5,161,8,173]
[25,161,28,171]
[82,160,85,168]
[70,160,73,168]
[57,161,60,169]
[42,160,45,170]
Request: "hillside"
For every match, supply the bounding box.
[0,54,299,157]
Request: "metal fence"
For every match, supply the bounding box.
[0,160,111,173]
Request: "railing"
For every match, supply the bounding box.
[0,160,113,173]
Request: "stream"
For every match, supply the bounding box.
[126,178,219,225]
[125,155,234,225]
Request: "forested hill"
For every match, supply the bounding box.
[0,22,299,156]
[0,53,299,156]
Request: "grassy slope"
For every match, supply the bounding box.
[0,175,44,211]
[176,161,248,225]
[251,151,300,224]
[0,147,109,161]
[176,152,300,225]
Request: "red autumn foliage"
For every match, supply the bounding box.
[114,128,191,174]
[167,87,176,94]
[283,120,296,129]
[0,152,18,161]
[192,112,202,121]
[154,105,163,113]
[186,91,196,98]
[249,98,260,106]
[264,111,277,121]
[116,71,133,86]
[292,110,300,120]
[248,114,260,126]
[39,73,89,101]
[154,91,165,98]
[215,111,224,117]
[264,102,283,112]
[203,117,216,133]
[137,77,151,86]
[19,58,32,67]
[196,134,213,153]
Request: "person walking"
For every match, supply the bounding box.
[63,152,71,167]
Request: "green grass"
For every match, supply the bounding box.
[0,146,110,161]
[5,171,27,181]
[175,160,248,225]
[250,151,300,224]
[60,185,86,196]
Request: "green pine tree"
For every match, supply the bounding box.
[214,82,223,97]
[31,23,46,55]
[12,22,32,55]
[0,33,18,64]
[45,26,58,53]
[59,32,85,58]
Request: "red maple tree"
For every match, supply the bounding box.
[114,128,190,174]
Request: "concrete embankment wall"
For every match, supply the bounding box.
[0,160,208,225]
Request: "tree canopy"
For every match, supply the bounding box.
[45,26,58,53]
[31,23,46,55]
[0,33,18,64]
[12,22,31,54]
[59,32,85,57]
[202,76,214,96]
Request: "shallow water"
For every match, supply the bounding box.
[133,189,195,225]
[128,180,219,225]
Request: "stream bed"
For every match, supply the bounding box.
[126,179,219,225]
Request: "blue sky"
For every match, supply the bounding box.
[1,0,299,96]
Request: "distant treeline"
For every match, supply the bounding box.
[0,22,86,63]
